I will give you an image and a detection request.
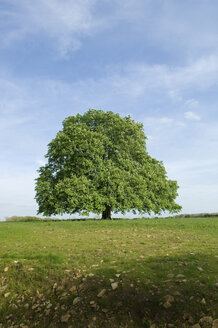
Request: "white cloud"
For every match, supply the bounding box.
[143,117,185,127]
[184,111,201,121]
[2,1,218,58]
[1,57,215,133]
[185,99,199,108]
[107,55,218,98]
[168,89,183,102]
[159,117,174,124]
[118,0,218,56]
[0,0,102,56]
[0,57,218,217]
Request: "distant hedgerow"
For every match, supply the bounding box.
[5,216,55,222]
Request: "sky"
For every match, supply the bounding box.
[0,0,218,220]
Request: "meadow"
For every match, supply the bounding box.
[0,217,217,328]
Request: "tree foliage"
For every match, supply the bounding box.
[35,110,181,218]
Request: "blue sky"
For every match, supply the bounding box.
[0,0,218,219]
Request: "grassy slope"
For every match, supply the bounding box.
[0,218,217,328]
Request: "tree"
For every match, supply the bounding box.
[35,109,181,219]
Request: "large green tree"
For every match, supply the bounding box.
[35,110,181,219]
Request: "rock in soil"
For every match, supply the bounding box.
[212,319,218,328]
[97,289,106,297]
[199,316,213,328]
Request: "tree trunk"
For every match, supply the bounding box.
[102,205,112,219]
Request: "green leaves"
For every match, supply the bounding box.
[35,109,182,217]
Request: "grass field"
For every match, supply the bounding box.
[0,217,217,328]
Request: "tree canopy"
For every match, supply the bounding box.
[35,110,181,219]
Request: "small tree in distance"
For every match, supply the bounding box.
[35,110,181,219]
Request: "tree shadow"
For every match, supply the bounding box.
[0,253,217,328]
[88,253,217,327]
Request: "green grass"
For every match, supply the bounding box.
[0,217,217,328]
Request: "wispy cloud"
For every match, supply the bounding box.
[106,56,218,99]
[117,0,218,56]
[184,111,201,121]
[143,116,185,128]
[185,99,199,108]
[0,0,102,56]
[2,0,218,59]
[0,51,218,218]
[168,90,183,102]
